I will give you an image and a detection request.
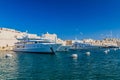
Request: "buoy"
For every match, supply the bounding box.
[105,49,110,52]
[104,50,108,53]
[114,48,116,51]
[104,49,110,54]
[5,54,13,58]
[71,54,78,59]
[86,52,90,56]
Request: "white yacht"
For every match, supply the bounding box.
[70,42,99,50]
[56,45,71,52]
[13,35,61,54]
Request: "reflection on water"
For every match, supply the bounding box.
[0,51,18,79]
[0,49,120,79]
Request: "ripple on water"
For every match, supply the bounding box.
[0,50,120,79]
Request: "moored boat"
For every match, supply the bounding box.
[13,34,61,54]
[69,42,100,50]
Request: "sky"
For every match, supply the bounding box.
[0,0,120,40]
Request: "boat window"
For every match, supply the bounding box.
[17,46,20,48]
[26,42,34,44]
[35,42,37,44]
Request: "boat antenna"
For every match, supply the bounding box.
[55,36,57,43]
[23,30,29,41]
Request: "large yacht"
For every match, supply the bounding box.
[13,34,61,54]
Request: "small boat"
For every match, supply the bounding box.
[69,42,99,50]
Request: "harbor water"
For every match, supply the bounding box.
[0,49,120,80]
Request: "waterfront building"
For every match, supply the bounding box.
[0,28,41,50]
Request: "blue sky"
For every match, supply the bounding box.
[0,0,120,40]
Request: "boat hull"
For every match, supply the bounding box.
[13,43,61,54]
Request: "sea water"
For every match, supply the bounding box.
[0,49,120,80]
